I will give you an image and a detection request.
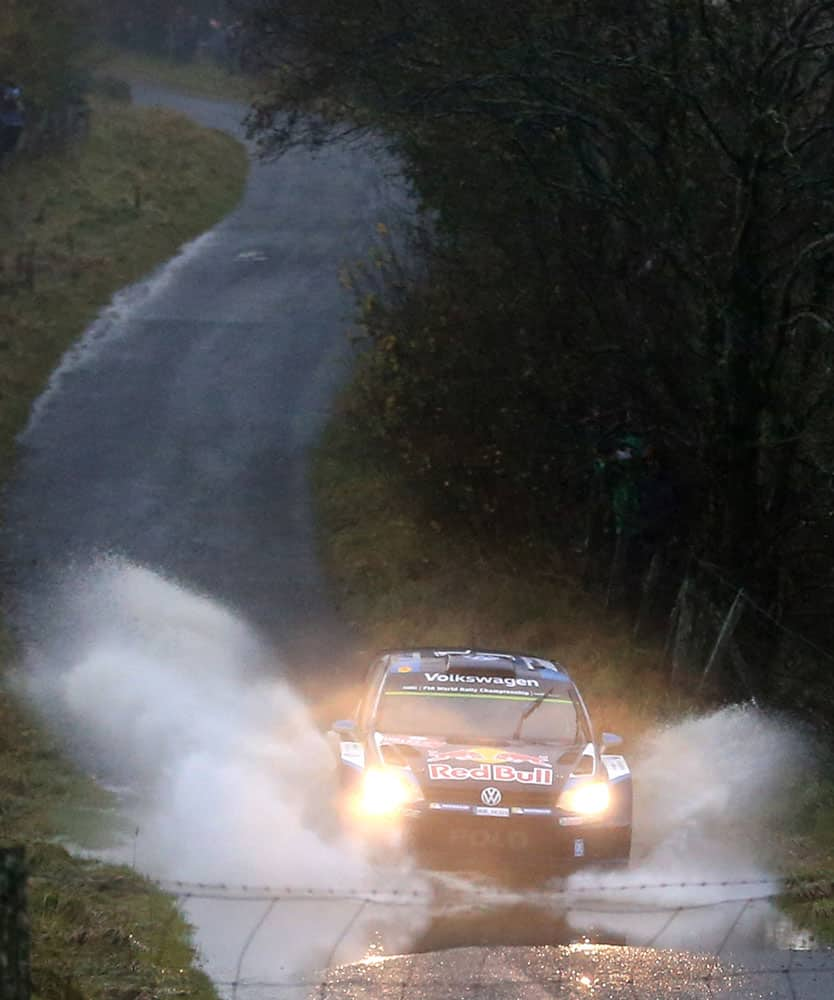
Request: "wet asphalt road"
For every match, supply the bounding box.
[4,86,833,999]
[182,883,834,999]
[320,941,834,1000]
[4,83,408,673]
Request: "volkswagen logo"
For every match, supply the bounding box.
[481,786,502,806]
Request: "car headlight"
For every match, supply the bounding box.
[558,780,611,816]
[355,767,423,818]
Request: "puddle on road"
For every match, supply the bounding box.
[320,942,834,1000]
[358,868,813,957]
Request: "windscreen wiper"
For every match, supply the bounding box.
[511,685,556,741]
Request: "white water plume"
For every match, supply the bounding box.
[16,559,810,968]
[19,558,428,979]
[562,704,807,950]
[423,705,809,954]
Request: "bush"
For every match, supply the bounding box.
[1,1,95,107]
[347,236,605,544]
[89,74,132,103]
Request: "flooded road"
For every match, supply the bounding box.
[173,874,828,999]
[5,86,831,1000]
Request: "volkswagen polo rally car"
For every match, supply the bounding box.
[329,649,632,870]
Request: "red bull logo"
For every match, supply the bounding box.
[428,746,550,766]
[427,762,553,786]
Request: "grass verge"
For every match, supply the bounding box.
[1,696,217,1000]
[100,48,252,102]
[0,94,247,997]
[313,414,834,936]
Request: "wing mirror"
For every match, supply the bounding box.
[600,731,623,752]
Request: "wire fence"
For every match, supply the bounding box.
[26,870,834,999]
[600,544,834,736]
[679,558,834,729]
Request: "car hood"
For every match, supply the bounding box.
[376,734,584,797]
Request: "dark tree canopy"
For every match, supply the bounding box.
[99,0,229,53]
[243,0,834,692]
[1,0,95,108]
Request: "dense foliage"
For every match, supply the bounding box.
[101,0,229,54]
[245,1,834,699]
[0,0,94,109]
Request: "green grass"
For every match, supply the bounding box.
[101,47,252,102]
[1,697,216,1000]
[30,846,216,1000]
[774,772,834,940]
[0,92,247,998]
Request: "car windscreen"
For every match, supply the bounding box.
[375,669,582,744]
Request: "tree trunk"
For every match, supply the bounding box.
[0,848,30,1000]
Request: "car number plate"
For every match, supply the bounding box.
[474,806,510,818]
[450,826,530,849]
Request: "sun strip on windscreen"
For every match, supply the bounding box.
[384,691,573,703]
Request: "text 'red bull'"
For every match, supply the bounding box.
[427,762,554,786]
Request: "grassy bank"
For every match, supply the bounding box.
[1,695,216,1000]
[101,48,252,102]
[0,94,247,997]
[313,419,685,745]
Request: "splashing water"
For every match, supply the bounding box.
[425,705,808,953]
[559,704,806,949]
[18,558,428,980]
[16,558,809,970]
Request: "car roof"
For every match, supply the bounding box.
[377,647,573,683]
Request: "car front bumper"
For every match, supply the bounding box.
[403,805,631,871]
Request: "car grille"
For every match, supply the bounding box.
[425,784,555,809]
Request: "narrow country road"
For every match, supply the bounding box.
[4,83,408,673]
[4,84,832,1000]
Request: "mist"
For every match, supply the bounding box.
[554,704,806,951]
[18,558,429,982]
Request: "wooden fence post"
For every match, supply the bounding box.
[699,589,746,692]
[729,640,759,704]
[605,532,628,610]
[633,548,662,639]
[0,847,30,1000]
[666,574,692,680]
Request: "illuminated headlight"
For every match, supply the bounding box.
[557,780,610,816]
[355,767,423,818]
